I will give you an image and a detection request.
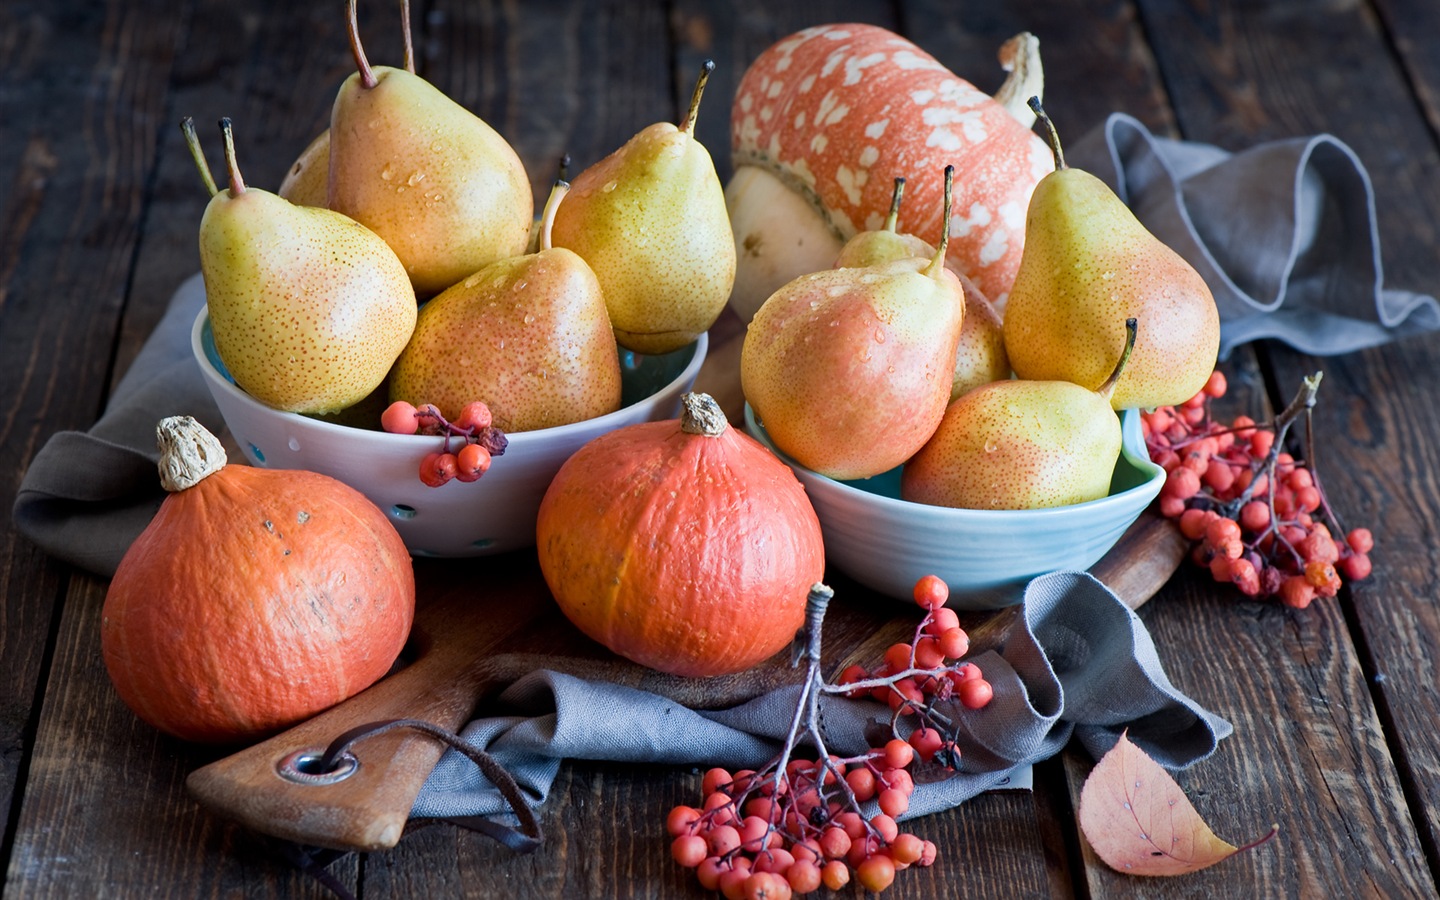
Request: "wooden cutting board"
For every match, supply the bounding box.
[185,510,1186,853]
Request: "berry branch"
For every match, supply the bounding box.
[1144,370,1372,608]
[667,576,994,896]
[380,400,509,487]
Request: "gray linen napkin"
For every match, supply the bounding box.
[1068,113,1440,360]
[12,273,214,575]
[413,571,1232,822]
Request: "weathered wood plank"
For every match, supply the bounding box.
[1060,0,1440,895]
[0,0,188,864]
[4,1,399,895]
[1373,0,1440,139]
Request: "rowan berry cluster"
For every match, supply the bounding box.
[1142,371,1372,608]
[380,399,508,487]
[665,576,992,897]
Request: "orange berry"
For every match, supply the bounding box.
[672,834,708,867]
[1347,528,1374,554]
[890,833,924,865]
[821,859,850,890]
[1339,552,1372,581]
[1203,370,1228,397]
[911,574,949,610]
[878,787,909,818]
[1279,575,1316,609]
[855,854,897,892]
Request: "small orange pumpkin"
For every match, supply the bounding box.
[535,392,826,678]
[101,416,415,743]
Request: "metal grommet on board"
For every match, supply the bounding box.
[276,749,360,786]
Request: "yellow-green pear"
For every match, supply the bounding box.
[278,129,329,207]
[948,272,1011,400]
[187,118,416,415]
[550,60,735,355]
[741,169,966,481]
[1003,98,1218,410]
[903,319,1137,510]
[832,178,935,268]
[328,0,532,296]
[834,178,1008,401]
[388,182,622,433]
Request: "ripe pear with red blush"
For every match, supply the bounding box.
[903,319,1138,510]
[1003,98,1218,409]
[742,168,966,482]
[834,178,1009,402]
[388,182,622,433]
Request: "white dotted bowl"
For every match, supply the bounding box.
[193,307,707,557]
[745,403,1165,610]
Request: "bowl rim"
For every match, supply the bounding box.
[191,305,709,447]
[743,402,1165,524]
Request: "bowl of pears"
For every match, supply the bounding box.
[187,4,731,557]
[737,102,1220,608]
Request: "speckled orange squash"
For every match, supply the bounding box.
[729,24,1051,307]
[535,393,825,678]
[101,416,415,744]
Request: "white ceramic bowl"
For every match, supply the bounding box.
[193,307,707,557]
[745,404,1165,609]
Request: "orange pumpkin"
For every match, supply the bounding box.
[535,393,825,678]
[101,416,415,743]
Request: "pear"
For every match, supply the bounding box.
[388,181,622,433]
[834,178,1009,401]
[550,60,735,355]
[1003,98,1218,410]
[741,168,966,482]
[902,318,1138,510]
[327,0,532,296]
[948,272,1011,400]
[277,129,329,207]
[832,178,935,268]
[186,118,416,415]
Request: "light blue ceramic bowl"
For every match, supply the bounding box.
[745,404,1165,609]
[193,308,706,558]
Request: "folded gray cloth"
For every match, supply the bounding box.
[13,273,214,575]
[413,571,1232,821]
[1069,113,1440,359]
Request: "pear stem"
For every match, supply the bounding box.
[883,178,905,234]
[1028,96,1066,171]
[400,0,415,74]
[180,118,218,197]
[1098,318,1138,400]
[923,165,953,279]
[540,180,569,252]
[681,59,715,137]
[348,0,377,89]
[218,118,246,196]
[557,153,572,182]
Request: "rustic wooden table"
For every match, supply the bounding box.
[4,0,1439,897]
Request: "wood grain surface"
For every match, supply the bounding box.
[3,1,1439,898]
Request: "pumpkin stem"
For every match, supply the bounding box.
[156,415,228,492]
[680,392,728,437]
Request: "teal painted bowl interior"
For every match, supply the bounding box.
[745,403,1166,610]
